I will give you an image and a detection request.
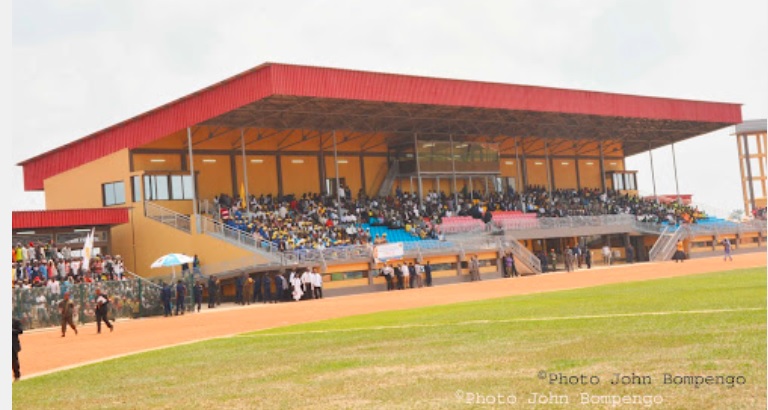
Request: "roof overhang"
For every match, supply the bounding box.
[12,208,130,230]
[18,63,742,191]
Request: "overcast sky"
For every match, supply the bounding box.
[10,0,768,216]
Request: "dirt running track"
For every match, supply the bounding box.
[19,253,767,379]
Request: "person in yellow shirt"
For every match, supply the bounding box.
[673,240,686,263]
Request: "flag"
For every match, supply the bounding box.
[82,227,95,270]
[240,182,246,209]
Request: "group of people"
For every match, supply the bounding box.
[13,241,126,288]
[534,244,595,273]
[211,184,708,258]
[214,190,448,253]
[379,261,433,290]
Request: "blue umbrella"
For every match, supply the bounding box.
[151,253,194,282]
[151,253,194,268]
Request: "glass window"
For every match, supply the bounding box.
[104,183,115,206]
[182,175,194,199]
[613,174,624,190]
[171,175,183,200]
[113,181,125,205]
[625,174,636,190]
[144,175,153,200]
[102,181,126,206]
[132,176,141,202]
[142,174,194,201]
[155,175,169,200]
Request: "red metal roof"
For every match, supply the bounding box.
[18,63,743,190]
[12,208,130,229]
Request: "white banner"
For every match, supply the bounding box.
[373,242,404,263]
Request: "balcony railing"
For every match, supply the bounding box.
[144,202,191,233]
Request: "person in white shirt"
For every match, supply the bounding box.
[47,278,60,297]
[290,272,303,301]
[381,264,395,291]
[602,245,612,265]
[311,269,323,299]
[300,269,313,300]
[399,262,409,290]
[71,259,81,276]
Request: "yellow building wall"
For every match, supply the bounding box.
[363,157,388,196]
[45,149,131,210]
[281,155,319,195]
[578,159,601,189]
[234,155,279,197]
[189,154,232,202]
[115,205,264,278]
[326,156,362,196]
[500,160,519,178]
[553,160,578,189]
[133,153,183,172]
[525,159,549,187]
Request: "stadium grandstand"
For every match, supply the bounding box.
[12,63,767,320]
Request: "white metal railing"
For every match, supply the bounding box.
[648,225,687,262]
[200,216,281,259]
[144,202,191,233]
[442,214,639,235]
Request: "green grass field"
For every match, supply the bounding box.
[13,267,766,409]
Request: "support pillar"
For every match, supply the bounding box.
[671,142,681,204]
[240,129,249,212]
[648,142,658,202]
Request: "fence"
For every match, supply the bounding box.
[11,278,164,331]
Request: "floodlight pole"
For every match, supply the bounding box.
[187,127,199,233]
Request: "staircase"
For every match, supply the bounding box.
[498,235,542,274]
[377,160,400,197]
[648,225,688,262]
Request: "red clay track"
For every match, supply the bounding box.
[18,253,767,379]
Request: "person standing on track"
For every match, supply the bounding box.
[262,274,272,304]
[207,275,217,309]
[58,291,78,337]
[161,281,173,317]
[12,318,23,381]
[469,255,481,281]
[94,288,114,334]
[175,280,186,315]
[723,238,733,261]
[243,275,254,305]
[424,261,434,286]
[193,281,203,312]
[673,240,686,263]
[312,269,323,299]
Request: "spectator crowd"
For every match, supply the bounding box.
[212,184,707,252]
